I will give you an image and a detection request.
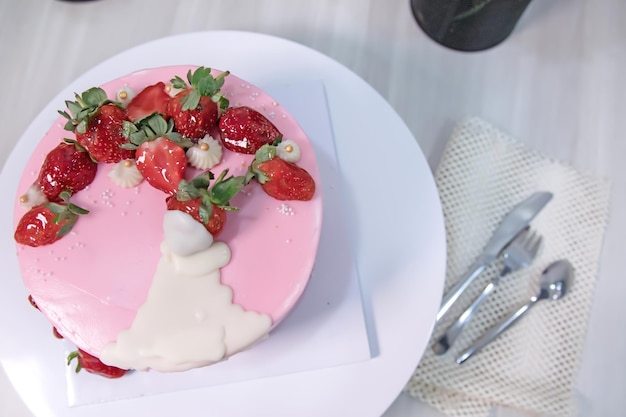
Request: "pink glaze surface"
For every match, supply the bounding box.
[13,66,322,357]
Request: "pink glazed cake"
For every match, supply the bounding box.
[13,65,322,376]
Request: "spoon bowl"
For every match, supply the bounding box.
[536,260,572,301]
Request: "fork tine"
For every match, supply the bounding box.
[522,229,536,245]
[526,230,543,256]
[515,227,530,242]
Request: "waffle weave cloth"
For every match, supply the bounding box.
[405,117,611,417]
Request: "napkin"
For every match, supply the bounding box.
[405,117,611,417]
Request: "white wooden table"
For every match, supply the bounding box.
[1,0,624,416]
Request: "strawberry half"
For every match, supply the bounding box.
[59,88,135,163]
[167,67,229,141]
[123,114,193,194]
[136,137,187,195]
[167,170,245,237]
[14,191,89,247]
[125,81,171,122]
[219,106,282,154]
[36,140,97,201]
[246,142,315,201]
[67,349,127,379]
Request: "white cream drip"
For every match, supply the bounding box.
[99,211,272,372]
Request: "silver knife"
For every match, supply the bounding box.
[436,191,553,322]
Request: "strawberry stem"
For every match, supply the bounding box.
[67,351,82,373]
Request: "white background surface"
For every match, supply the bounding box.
[1,0,625,416]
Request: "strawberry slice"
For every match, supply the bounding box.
[14,191,89,247]
[166,170,246,237]
[218,106,282,154]
[124,113,193,194]
[167,67,229,141]
[246,142,315,201]
[136,137,187,195]
[125,82,171,121]
[67,349,127,379]
[59,88,135,163]
[36,140,97,201]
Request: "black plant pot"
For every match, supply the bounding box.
[410,0,532,52]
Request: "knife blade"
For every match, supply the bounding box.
[436,191,553,322]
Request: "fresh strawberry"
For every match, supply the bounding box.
[53,327,64,339]
[36,140,97,201]
[125,82,171,121]
[166,170,245,236]
[219,106,282,154]
[167,67,229,140]
[59,87,135,163]
[255,158,315,201]
[14,191,89,247]
[67,349,127,379]
[166,196,227,237]
[168,92,218,140]
[28,294,39,310]
[246,143,315,201]
[76,104,135,163]
[123,113,192,194]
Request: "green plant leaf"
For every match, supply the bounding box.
[181,89,201,111]
[198,203,212,225]
[210,175,245,206]
[147,113,168,136]
[190,171,214,189]
[82,87,108,107]
[171,75,188,90]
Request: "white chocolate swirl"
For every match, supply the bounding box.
[19,184,48,208]
[186,135,223,170]
[276,140,301,163]
[108,159,143,188]
[115,86,136,106]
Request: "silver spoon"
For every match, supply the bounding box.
[456,259,573,364]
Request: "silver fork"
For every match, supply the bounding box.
[433,228,543,355]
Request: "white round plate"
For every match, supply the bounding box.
[0,31,446,417]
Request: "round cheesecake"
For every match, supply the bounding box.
[13,65,322,373]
